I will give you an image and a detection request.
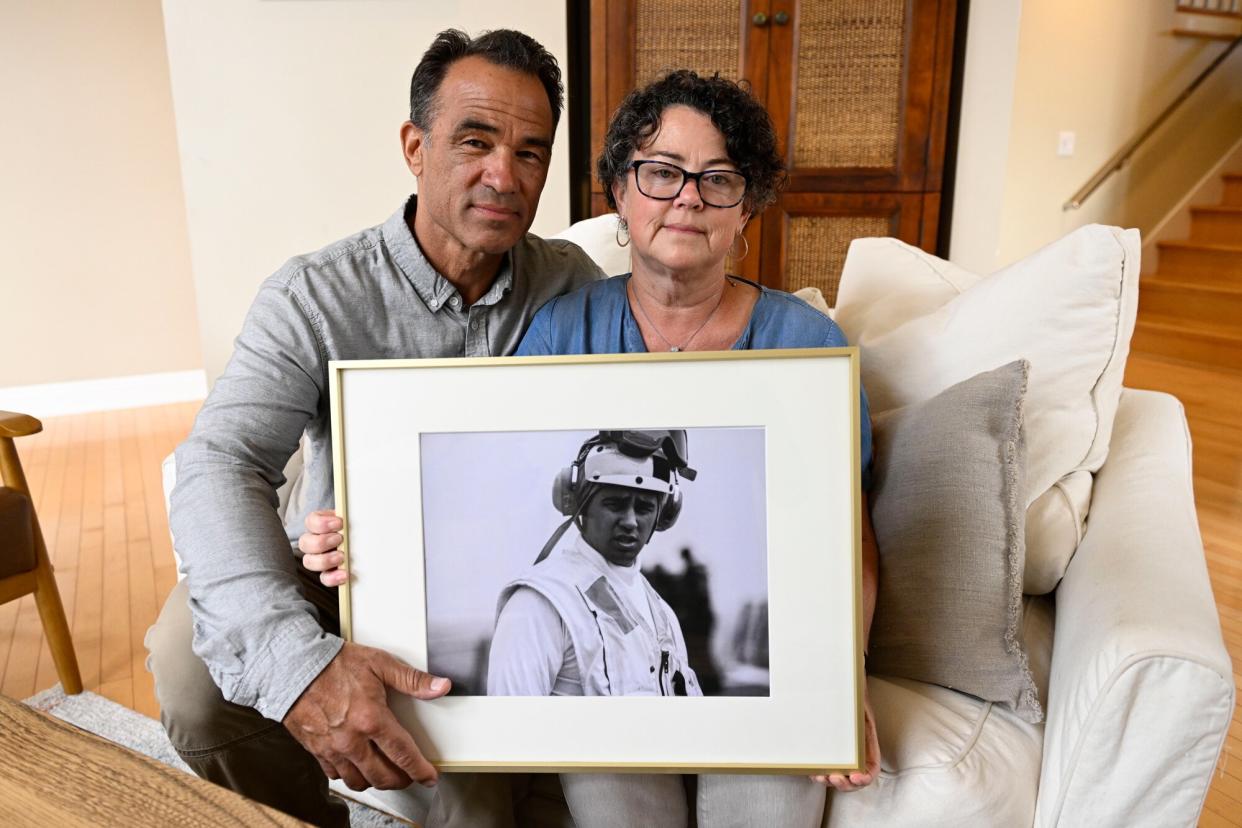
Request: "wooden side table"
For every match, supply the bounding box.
[0,694,307,826]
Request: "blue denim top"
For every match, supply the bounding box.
[516,274,873,487]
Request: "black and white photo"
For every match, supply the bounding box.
[419,427,770,698]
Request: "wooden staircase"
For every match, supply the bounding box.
[1129,173,1242,372]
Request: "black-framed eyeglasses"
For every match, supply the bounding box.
[627,160,748,208]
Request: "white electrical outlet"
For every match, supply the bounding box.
[1057,131,1076,157]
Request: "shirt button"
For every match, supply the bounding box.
[470,320,480,331]
[650,666,655,673]
[450,297,461,309]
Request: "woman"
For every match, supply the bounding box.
[520,65,881,804]
[302,70,881,823]
[517,72,856,366]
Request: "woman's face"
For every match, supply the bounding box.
[612,105,751,280]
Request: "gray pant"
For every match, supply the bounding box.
[146,580,826,827]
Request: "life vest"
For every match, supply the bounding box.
[496,536,702,697]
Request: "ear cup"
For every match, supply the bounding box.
[655,487,682,531]
[552,466,578,516]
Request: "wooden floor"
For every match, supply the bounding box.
[0,368,1239,822]
[0,402,198,715]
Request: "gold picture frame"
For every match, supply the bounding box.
[329,349,864,774]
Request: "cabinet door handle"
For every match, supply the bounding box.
[773,11,789,25]
[752,12,769,26]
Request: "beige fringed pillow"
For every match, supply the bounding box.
[868,360,1042,723]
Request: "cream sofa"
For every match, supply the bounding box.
[550,215,1235,827]
[164,217,1234,827]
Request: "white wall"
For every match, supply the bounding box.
[161,1,571,384]
[947,0,1024,275]
[0,0,201,389]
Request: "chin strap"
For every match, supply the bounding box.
[533,517,574,566]
[534,487,599,565]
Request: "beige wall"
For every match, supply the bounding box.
[161,1,571,384]
[995,1,1242,269]
[0,0,201,388]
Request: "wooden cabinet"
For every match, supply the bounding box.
[588,0,957,301]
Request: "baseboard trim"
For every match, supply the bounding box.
[0,370,207,419]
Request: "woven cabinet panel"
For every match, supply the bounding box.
[634,0,741,86]
[792,1,906,169]
[785,215,889,304]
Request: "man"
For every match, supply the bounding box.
[147,29,603,827]
[488,431,702,698]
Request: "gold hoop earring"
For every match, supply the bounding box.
[615,218,631,248]
[731,232,750,262]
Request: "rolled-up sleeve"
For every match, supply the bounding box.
[169,271,343,722]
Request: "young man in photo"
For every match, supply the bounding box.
[488,431,703,697]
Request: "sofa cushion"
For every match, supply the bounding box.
[868,360,1041,722]
[792,286,831,316]
[834,225,1140,594]
[827,596,1052,827]
[0,486,36,579]
[550,213,631,277]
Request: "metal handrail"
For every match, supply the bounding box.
[1064,33,1241,210]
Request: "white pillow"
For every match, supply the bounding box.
[550,213,631,276]
[792,286,831,317]
[833,225,1140,594]
[835,237,982,339]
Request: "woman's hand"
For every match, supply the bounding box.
[299,509,349,587]
[811,681,881,792]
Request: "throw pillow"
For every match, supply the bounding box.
[867,360,1042,723]
[833,225,1140,594]
[792,286,831,316]
[551,213,631,277]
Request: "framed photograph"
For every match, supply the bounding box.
[330,349,864,774]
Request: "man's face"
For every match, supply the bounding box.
[401,55,554,267]
[580,484,661,567]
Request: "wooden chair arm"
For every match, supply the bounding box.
[0,411,42,439]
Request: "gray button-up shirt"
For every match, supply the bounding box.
[169,196,603,720]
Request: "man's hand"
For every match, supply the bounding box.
[283,641,451,791]
[299,509,348,587]
[811,682,881,792]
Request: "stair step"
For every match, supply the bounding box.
[1191,206,1242,243]
[1224,174,1242,208]
[1157,240,1242,281]
[1140,277,1242,327]
[1130,317,1242,372]
[1172,28,1242,40]
[1175,7,1242,20]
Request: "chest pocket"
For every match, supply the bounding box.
[583,577,663,695]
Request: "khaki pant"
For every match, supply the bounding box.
[146,579,826,827]
[145,577,350,827]
[144,578,570,828]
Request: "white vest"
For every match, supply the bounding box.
[497,538,702,697]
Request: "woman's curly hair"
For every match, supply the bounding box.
[597,70,786,215]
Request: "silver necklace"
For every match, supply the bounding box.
[630,279,729,352]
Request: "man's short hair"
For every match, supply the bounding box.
[409,29,564,133]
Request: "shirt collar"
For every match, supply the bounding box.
[574,532,642,585]
[381,194,515,312]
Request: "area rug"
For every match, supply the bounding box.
[24,685,411,827]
